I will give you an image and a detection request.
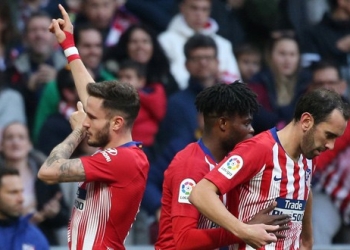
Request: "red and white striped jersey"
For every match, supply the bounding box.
[316,146,350,225]
[205,128,315,250]
[68,142,149,250]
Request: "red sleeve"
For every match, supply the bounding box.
[172,216,243,250]
[316,123,350,170]
[205,140,269,195]
[139,83,167,122]
[80,147,146,185]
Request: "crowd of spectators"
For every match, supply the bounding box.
[0,0,350,247]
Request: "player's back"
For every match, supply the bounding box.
[156,140,217,249]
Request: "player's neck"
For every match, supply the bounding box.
[201,135,227,163]
[102,133,133,150]
[277,123,302,162]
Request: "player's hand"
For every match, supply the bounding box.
[247,201,290,238]
[237,223,278,249]
[48,4,73,43]
[70,101,87,131]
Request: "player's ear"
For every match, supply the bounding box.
[111,115,124,131]
[300,112,314,131]
[219,117,227,131]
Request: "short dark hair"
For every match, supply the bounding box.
[25,11,52,34]
[86,81,140,127]
[310,60,341,79]
[0,168,20,187]
[119,60,147,79]
[293,88,350,124]
[57,67,76,101]
[234,43,261,59]
[73,24,101,46]
[184,34,217,60]
[195,80,259,118]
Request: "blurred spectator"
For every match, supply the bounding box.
[125,0,177,34]
[240,0,279,48]
[234,43,262,82]
[158,0,240,90]
[308,60,347,95]
[142,34,220,226]
[33,24,115,144]
[0,1,22,72]
[13,0,68,32]
[210,0,247,48]
[36,68,79,156]
[0,71,26,144]
[65,0,82,23]
[0,122,70,245]
[75,0,138,47]
[5,11,66,133]
[0,167,49,249]
[308,60,350,244]
[301,0,350,95]
[104,24,179,96]
[248,34,311,134]
[273,0,309,47]
[118,60,166,161]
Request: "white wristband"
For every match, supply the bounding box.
[64,47,79,57]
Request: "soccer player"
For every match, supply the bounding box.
[156,82,290,249]
[37,5,149,250]
[189,88,350,249]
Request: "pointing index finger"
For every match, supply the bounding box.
[58,4,71,24]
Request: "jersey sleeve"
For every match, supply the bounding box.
[172,216,243,250]
[80,147,147,185]
[168,155,209,218]
[205,140,269,195]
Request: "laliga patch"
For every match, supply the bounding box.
[178,178,196,204]
[218,155,243,179]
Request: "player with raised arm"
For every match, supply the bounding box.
[38,5,149,250]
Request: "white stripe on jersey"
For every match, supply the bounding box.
[69,182,112,249]
[232,142,313,250]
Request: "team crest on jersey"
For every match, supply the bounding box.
[305,167,311,182]
[218,155,243,179]
[178,178,196,204]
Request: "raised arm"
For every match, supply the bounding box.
[49,4,94,107]
[189,179,279,249]
[38,102,87,184]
